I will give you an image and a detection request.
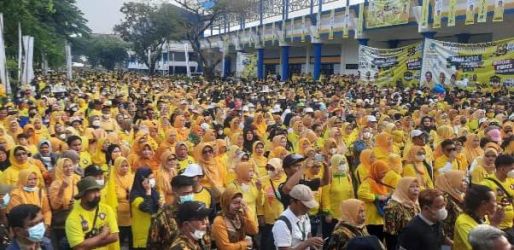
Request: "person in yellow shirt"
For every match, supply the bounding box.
[65,176,120,250]
[403,146,434,190]
[226,162,264,223]
[354,149,375,186]
[357,160,392,242]
[175,142,196,170]
[384,154,403,188]
[321,154,354,239]
[373,132,393,161]
[67,135,92,169]
[455,137,470,171]
[195,143,226,195]
[180,163,216,218]
[434,139,460,178]
[256,158,285,249]
[454,184,502,250]
[481,154,514,232]
[470,147,497,184]
[403,129,434,166]
[109,157,134,249]
[0,145,44,187]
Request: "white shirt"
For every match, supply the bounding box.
[272,208,311,249]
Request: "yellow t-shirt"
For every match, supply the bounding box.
[434,155,459,178]
[383,171,402,189]
[65,202,120,250]
[80,151,93,169]
[481,176,514,229]
[470,165,494,185]
[358,179,385,225]
[178,156,196,171]
[131,197,153,248]
[194,187,212,208]
[257,175,286,224]
[321,174,354,218]
[403,164,434,190]
[453,213,479,250]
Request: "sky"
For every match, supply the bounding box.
[76,0,126,34]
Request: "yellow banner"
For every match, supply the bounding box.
[343,6,350,38]
[366,0,410,28]
[448,0,457,26]
[301,16,306,42]
[420,0,430,28]
[433,0,442,28]
[465,0,475,25]
[477,0,488,22]
[356,3,364,37]
[329,9,335,40]
[493,0,504,22]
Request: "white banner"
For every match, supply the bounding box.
[0,14,10,95]
[65,43,72,80]
[236,51,256,79]
[21,36,34,84]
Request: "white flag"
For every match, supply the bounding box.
[0,14,10,95]
[65,42,72,80]
[21,36,34,84]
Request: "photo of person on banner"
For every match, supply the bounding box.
[465,0,475,25]
[493,0,505,22]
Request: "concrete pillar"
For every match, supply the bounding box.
[257,48,264,80]
[313,43,322,81]
[280,46,290,81]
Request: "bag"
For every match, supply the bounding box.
[83,206,100,239]
[485,177,513,205]
[374,198,389,217]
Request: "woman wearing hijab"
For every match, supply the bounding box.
[49,158,80,246]
[383,154,403,188]
[0,147,10,172]
[373,132,393,161]
[470,146,497,184]
[403,146,434,190]
[435,170,467,240]
[212,187,259,249]
[252,112,267,139]
[131,143,160,171]
[288,120,305,153]
[354,149,375,186]
[7,169,52,227]
[130,167,160,249]
[156,151,177,205]
[464,134,484,164]
[196,142,227,197]
[243,128,259,154]
[155,128,177,159]
[327,199,381,250]
[32,140,59,172]
[321,154,354,240]
[250,141,267,177]
[0,145,44,187]
[227,162,263,223]
[358,160,392,241]
[384,177,421,250]
[109,157,134,249]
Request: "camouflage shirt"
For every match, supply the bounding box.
[169,235,210,250]
[147,204,179,250]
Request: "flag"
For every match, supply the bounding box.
[477,0,488,22]
[301,16,306,42]
[290,18,294,42]
[356,3,364,38]
[420,0,430,28]
[0,14,10,96]
[433,0,442,28]
[448,0,457,26]
[493,0,504,22]
[21,36,34,84]
[465,0,475,25]
[271,22,276,44]
[329,9,335,40]
[343,4,350,38]
[65,42,72,80]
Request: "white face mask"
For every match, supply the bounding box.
[267,170,275,178]
[92,120,101,127]
[338,163,348,173]
[148,178,156,188]
[330,148,337,154]
[363,132,372,139]
[59,134,66,140]
[434,207,448,221]
[416,155,426,162]
[23,186,38,192]
[508,170,514,178]
[192,229,206,240]
[96,179,105,186]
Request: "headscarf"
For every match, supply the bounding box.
[157,151,177,198]
[110,157,134,200]
[220,186,243,217]
[435,170,465,202]
[0,147,10,171]
[388,154,403,174]
[463,134,483,164]
[391,177,419,208]
[297,138,312,155]
[251,141,267,168]
[359,149,374,171]
[234,162,253,182]
[17,169,38,187]
[269,146,288,159]
[130,167,159,213]
[373,132,393,160]
[52,158,80,207]
[9,145,31,170]
[339,199,366,228]
[368,160,390,195]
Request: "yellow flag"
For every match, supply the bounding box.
[329,9,335,40]
[465,0,475,25]
[448,0,457,26]
[343,5,350,38]
[433,0,442,28]
[493,0,504,22]
[356,3,364,37]
[420,0,430,28]
[477,0,488,22]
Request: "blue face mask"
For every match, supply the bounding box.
[0,193,10,208]
[27,222,46,242]
[179,194,194,204]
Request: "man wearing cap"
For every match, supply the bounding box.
[278,154,331,208]
[65,176,119,250]
[403,129,434,165]
[272,184,324,249]
[181,164,216,220]
[170,201,212,250]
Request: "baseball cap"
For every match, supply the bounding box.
[74,176,104,199]
[289,184,319,209]
[266,158,282,171]
[176,201,212,224]
[367,115,377,122]
[410,129,424,138]
[84,165,105,177]
[283,154,305,169]
[181,164,204,177]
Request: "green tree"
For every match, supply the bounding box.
[72,35,129,70]
[114,2,183,74]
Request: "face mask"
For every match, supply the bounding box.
[92,120,101,127]
[23,186,38,192]
[330,148,337,154]
[0,193,10,208]
[416,155,426,162]
[507,170,514,178]
[148,178,156,188]
[239,123,245,130]
[59,134,66,140]
[434,207,448,221]
[363,132,372,139]
[267,170,275,178]
[338,164,348,173]
[86,197,101,208]
[191,229,206,240]
[92,177,104,186]
[179,194,194,204]
[27,222,46,242]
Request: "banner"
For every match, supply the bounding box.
[290,18,294,42]
[493,0,504,22]
[356,3,364,38]
[0,14,9,95]
[301,16,306,42]
[236,52,257,79]
[420,0,430,29]
[343,5,350,38]
[21,36,34,84]
[465,0,475,25]
[329,9,335,40]
[366,0,410,29]
[477,0,487,22]
[359,42,423,87]
[433,0,442,29]
[65,42,72,80]
[448,0,457,26]
[271,22,276,44]
[421,38,514,90]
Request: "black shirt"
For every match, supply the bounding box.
[398,215,444,250]
[278,178,321,208]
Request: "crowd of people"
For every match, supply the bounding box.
[0,71,513,250]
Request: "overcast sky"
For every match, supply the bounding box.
[77,0,126,34]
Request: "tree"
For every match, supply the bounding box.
[172,0,250,79]
[0,0,90,71]
[72,35,129,70]
[114,2,184,74]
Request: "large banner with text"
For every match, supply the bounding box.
[366,0,411,28]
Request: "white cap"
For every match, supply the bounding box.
[181,164,203,177]
[367,115,377,122]
[304,107,314,113]
[410,129,424,138]
[271,105,282,114]
[242,106,249,112]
